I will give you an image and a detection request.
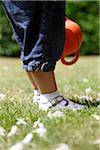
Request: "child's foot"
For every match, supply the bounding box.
[38,95,85,111]
[32,90,85,111]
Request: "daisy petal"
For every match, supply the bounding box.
[55,143,71,150]
[8,125,18,137]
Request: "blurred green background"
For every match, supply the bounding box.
[0,1,99,57]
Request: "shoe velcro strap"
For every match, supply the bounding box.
[50,95,64,106]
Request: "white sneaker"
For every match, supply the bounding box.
[38,95,85,111]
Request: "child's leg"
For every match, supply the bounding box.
[30,71,57,94]
[26,70,58,94]
[26,70,58,105]
[26,71,38,90]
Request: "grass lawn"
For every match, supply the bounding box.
[0,56,100,150]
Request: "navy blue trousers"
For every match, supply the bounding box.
[2,1,65,71]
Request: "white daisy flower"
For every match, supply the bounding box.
[22,133,33,145]
[85,88,92,95]
[9,142,23,150]
[82,78,88,83]
[92,114,100,121]
[3,66,9,71]
[96,93,100,102]
[9,133,33,150]
[0,127,6,136]
[33,119,47,138]
[47,111,65,119]
[97,92,100,98]
[33,125,47,138]
[10,97,15,102]
[55,143,71,150]
[16,118,27,125]
[8,125,18,137]
[96,98,100,102]
[93,139,100,145]
[0,93,6,100]
[98,105,100,108]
